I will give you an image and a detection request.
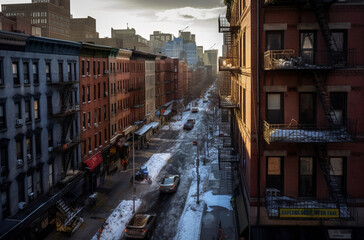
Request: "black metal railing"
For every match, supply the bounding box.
[219,92,238,109]
[264,49,356,70]
[264,189,352,219]
[263,120,352,144]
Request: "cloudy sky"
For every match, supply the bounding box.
[2,0,226,55]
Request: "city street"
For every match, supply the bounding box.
[46,92,219,240]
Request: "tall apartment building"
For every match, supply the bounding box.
[79,43,113,192]
[103,48,133,174]
[163,36,197,68]
[219,0,364,239]
[130,51,146,124]
[111,27,150,53]
[0,31,83,239]
[70,16,98,41]
[149,31,173,54]
[203,49,218,75]
[1,0,71,40]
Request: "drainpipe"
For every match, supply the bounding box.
[256,0,261,233]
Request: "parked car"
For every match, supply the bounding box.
[187,119,195,125]
[124,213,157,239]
[191,107,199,113]
[159,175,180,193]
[183,122,194,130]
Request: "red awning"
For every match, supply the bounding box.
[84,153,103,171]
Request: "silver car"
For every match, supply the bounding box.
[124,213,156,239]
[159,175,180,193]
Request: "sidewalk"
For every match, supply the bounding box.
[199,158,238,240]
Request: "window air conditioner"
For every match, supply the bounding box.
[24,79,29,84]
[28,192,35,200]
[105,92,108,96]
[88,150,92,154]
[94,75,97,79]
[82,126,86,132]
[16,119,24,125]
[94,123,98,127]
[48,147,54,152]
[18,202,27,210]
[17,159,24,166]
[27,154,32,160]
[104,70,109,74]
[88,123,91,128]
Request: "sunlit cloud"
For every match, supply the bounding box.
[156,7,226,22]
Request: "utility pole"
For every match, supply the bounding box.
[132,132,136,213]
[196,142,200,204]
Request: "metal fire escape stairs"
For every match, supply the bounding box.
[56,198,83,232]
[311,0,347,207]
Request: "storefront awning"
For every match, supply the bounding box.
[149,122,160,129]
[84,153,103,171]
[134,124,152,136]
[123,125,138,136]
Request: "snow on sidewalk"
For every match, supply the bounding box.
[91,153,171,240]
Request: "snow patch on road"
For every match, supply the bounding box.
[143,153,171,180]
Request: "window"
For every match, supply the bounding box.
[104,128,107,142]
[330,92,347,125]
[82,86,85,103]
[86,60,90,75]
[18,177,25,202]
[33,62,39,84]
[300,31,316,65]
[16,138,23,160]
[87,86,90,102]
[36,170,42,194]
[267,157,283,194]
[26,136,32,161]
[99,132,101,146]
[94,85,96,100]
[94,134,97,150]
[0,144,8,176]
[27,175,33,195]
[88,137,91,151]
[330,157,346,196]
[74,63,77,80]
[104,105,107,120]
[34,99,39,120]
[103,61,106,74]
[0,104,5,129]
[35,132,41,157]
[299,157,315,197]
[25,100,31,122]
[82,113,86,129]
[88,112,91,127]
[46,62,51,82]
[266,93,283,124]
[68,63,72,80]
[58,62,63,82]
[47,96,52,116]
[0,59,3,85]
[299,93,316,125]
[266,31,284,50]
[98,107,101,122]
[242,30,246,67]
[83,141,86,155]
[93,61,96,75]
[81,60,85,76]
[98,83,101,98]
[332,30,348,65]
[23,62,29,84]
[94,110,97,124]
[243,88,246,124]
[49,164,53,187]
[48,129,53,148]
[13,62,19,85]
[98,61,100,75]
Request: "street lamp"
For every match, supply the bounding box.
[194,140,200,204]
[132,132,136,213]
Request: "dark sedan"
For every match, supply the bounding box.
[183,122,194,130]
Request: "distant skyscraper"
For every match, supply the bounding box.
[163,35,197,68]
[203,49,218,74]
[111,27,150,52]
[149,31,173,54]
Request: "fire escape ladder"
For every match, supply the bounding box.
[221,109,229,122]
[312,1,337,52]
[61,85,72,113]
[313,71,340,129]
[315,143,345,204]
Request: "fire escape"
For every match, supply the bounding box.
[263,0,356,219]
[217,5,240,194]
[51,79,81,179]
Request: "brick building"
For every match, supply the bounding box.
[219,0,364,239]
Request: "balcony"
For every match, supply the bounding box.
[52,105,80,118]
[219,57,240,72]
[219,92,238,109]
[218,15,239,34]
[264,49,356,71]
[265,188,352,220]
[263,120,352,144]
[54,135,81,152]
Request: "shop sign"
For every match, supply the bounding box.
[110,147,116,154]
[279,208,339,218]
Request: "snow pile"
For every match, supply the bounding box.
[143,153,171,179]
[204,191,233,212]
[269,128,351,142]
[91,199,142,240]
